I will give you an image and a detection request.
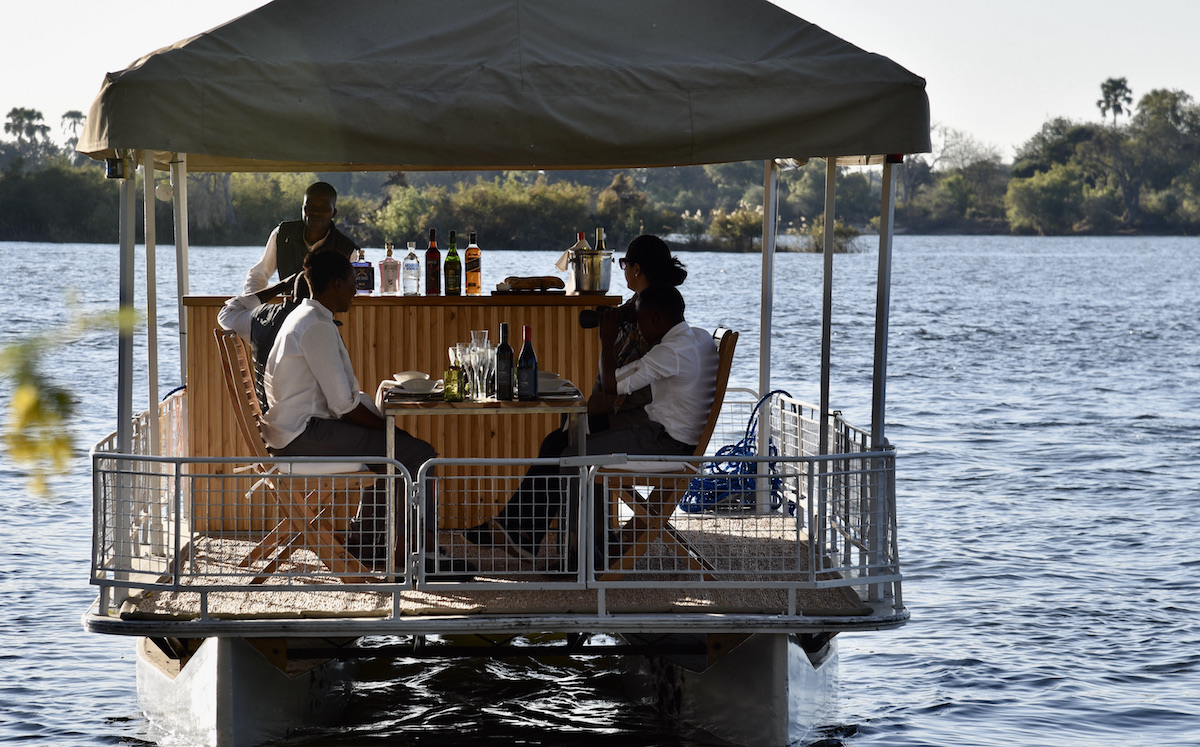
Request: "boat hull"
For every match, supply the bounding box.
[136,636,355,746]
[627,632,838,746]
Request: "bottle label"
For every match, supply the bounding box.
[516,368,538,400]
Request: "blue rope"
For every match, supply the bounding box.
[679,389,793,514]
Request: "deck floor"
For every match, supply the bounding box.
[122,516,872,622]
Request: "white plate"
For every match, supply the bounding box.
[401,379,443,394]
[393,370,429,384]
[538,379,576,395]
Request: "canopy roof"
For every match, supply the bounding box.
[79,0,929,173]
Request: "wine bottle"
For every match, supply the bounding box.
[516,324,538,401]
[424,228,440,296]
[444,230,462,296]
[353,249,374,295]
[465,231,482,296]
[401,241,421,295]
[379,242,400,294]
[495,322,514,401]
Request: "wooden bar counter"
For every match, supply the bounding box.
[184,293,620,530]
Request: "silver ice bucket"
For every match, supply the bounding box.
[572,249,613,294]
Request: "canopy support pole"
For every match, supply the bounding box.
[757,159,780,515]
[170,154,190,385]
[111,150,137,608]
[818,160,836,457]
[758,159,779,397]
[871,158,899,449]
[142,151,160,458]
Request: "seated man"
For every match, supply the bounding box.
[464,284,718,560]
[261,250,436,562]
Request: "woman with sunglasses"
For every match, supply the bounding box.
[589,234,689,432]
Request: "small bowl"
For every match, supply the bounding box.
[393,370,429,384]
[538,371,561,383]
[401,378,440,394]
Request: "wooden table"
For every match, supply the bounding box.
[384,388,587,528]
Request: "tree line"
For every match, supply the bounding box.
[3,78,1198,248]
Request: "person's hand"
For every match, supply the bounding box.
[598,305,619,344]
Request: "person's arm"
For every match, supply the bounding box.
[218,274,298,339]
[340,402,385,430]
[615,339,680,395]
[301,322,363,421]
[598,307,621,395]
[242,226,281,294]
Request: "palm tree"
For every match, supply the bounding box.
[1097,78,1133,127]
[60,110,86,158]
[4,107,51,145]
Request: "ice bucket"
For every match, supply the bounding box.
[572,249,613,294]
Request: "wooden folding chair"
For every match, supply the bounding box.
[595,328,738,581]
[214,328,378,582]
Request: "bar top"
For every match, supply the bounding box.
[184,293,622,307]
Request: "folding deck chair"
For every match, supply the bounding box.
[594,327,738,581]
[214,328,378,582]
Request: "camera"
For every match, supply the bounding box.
[579,308,601,328]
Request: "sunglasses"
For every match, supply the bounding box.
[619,257,635,269]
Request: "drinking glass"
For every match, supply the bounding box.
[484,346,497,398]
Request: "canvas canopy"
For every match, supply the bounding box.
[79,0,929,173]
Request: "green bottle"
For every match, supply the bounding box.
[444,230,462,296]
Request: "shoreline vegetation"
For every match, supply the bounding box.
[4,79,1199,248]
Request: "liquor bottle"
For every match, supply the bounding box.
[379,242,400,294]
[595,227,606,254]
[424,228,440,296]
[444,230,462,296]
[494,322,514,401]
[353,249,375,294]
[516,324,538,401]
[465,231,482,296]
[401,242,421,295]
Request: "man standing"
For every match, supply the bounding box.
[242,181,358,295]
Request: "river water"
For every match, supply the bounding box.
[1,236,1197,745]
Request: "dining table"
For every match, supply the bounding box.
[383,382,588,529]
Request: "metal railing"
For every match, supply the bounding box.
[89,390,902,625]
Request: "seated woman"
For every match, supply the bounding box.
[463,284,718,560]
[587,234,688,434]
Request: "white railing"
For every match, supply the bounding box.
[89,392,902,625]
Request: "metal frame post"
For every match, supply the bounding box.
[818,160,836,457]
[170,154,190,384]
[871,158,898,449]
[142,151,160,457]
[757,161,780,514]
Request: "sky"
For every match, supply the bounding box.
[6,0,1199,161]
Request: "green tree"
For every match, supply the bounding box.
[1004,163,1083,235]
[1097,77,1134,126]
[708,200,763,252]
[60,110,85,147]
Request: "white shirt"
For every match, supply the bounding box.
[216,292,263,341]
[616,321,718,446]
[242,225,331,294]
[261,298,360,449]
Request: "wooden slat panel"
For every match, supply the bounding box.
[185,294,619,531]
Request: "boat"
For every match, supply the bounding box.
[76,1,928,744]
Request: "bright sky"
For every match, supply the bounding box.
[6,0,1199,160]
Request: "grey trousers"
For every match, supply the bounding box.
[276,416,436,478]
